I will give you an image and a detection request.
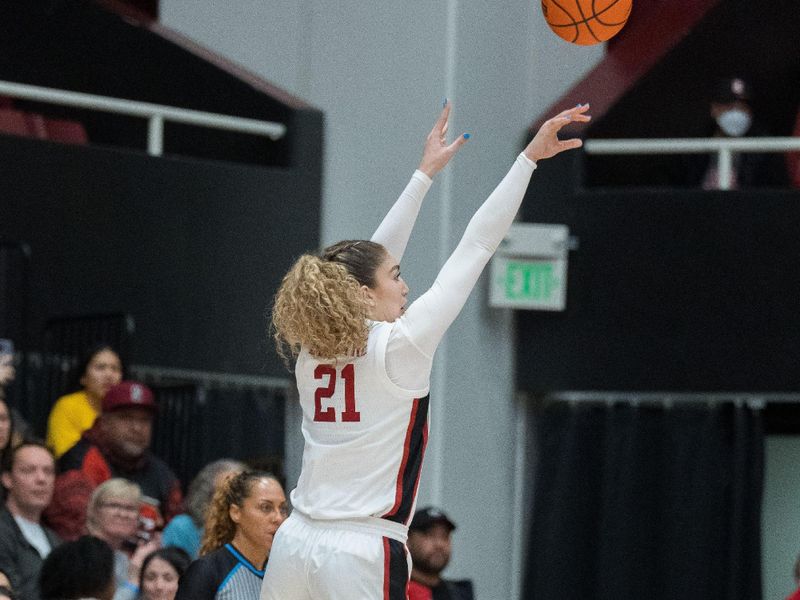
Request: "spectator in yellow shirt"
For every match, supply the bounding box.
[46,344,123,458]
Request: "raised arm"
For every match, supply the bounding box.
[389,105,591,381]
[371,101,469,261]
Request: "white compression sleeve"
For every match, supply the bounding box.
[385,153,537,390]
[370,170,433,262]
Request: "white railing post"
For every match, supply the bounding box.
[147,114,164,156]
[717,147,733,190]
[584,137,800,190]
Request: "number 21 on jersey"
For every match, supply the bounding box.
[314,364,361,422]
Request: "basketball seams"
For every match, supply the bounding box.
[571,0,601,44]
[592,0,631,27]
[546,1,629,27]
[546,0,581,43]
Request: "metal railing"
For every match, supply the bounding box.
[538,390,800,408]
[0,79,287,156]
[584,137,800,190]
[130,363,290,391]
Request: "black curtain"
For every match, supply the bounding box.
[150,383,287,490]
[524,401,764,600]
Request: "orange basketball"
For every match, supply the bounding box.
[541,0,632,46]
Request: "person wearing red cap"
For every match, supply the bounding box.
[407,507,474,600]
[44,381,183,541]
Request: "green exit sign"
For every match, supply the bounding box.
[490,256,566,310]
[489,223,569,311]
[504,260,559,301]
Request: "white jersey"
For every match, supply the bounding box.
[288,153,537,528]
[291,321,429,525]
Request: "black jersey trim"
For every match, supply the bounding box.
[382,394,430,524]
[224,543,265,577]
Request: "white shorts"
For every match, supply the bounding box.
[260,511,411,600]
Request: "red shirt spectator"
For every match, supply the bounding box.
[44,382,182,540]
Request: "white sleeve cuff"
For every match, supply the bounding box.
[412,169,433,187]
[518,152,537,171]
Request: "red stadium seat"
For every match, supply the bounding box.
[0,108,89,145]
[25,113,48,139]
[45,118,89,144]
[0,108,30,137]
[787,111,800,188]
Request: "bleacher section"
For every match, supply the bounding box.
[517,0,800,394]
[0,0,322,480]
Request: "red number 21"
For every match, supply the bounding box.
[313,364,360,422]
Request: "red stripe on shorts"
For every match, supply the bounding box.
[383,537,391,600]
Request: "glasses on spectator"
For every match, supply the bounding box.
[100,501,139,515]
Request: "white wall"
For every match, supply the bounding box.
[763,436,800,600]
[161,2,602,598]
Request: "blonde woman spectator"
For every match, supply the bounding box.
[86,479,159,600]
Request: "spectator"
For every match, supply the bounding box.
[0,340,15,395]
[0,340,32,454]
[46,343,123,458]
[175,471,287,600]
[786,551,800,600]
[407,507,474,600]
[0,569,14,600]
[45,381,183,541]
[0,399,12,474]
[161,459,245,559]
[138,547,191,600]
[86,479,161,600]
[0,442,61,600]
[686,76,787,190]
[39,535,116,600]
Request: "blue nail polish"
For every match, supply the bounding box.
[443,98,448,108]
[463,133,471,139]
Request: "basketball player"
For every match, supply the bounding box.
[261,102,591,600]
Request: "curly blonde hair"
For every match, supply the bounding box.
[272,240,387,362]
[200,470,281,556]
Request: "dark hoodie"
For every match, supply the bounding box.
[43,421,183,541]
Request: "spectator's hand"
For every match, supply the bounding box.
[418,101,470,178]
[525,104,591,162]
[127,534,161,584]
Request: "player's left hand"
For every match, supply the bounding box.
[525,103,591,162]
[418,100,470,178]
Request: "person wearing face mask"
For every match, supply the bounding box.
[686,77,788,190]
